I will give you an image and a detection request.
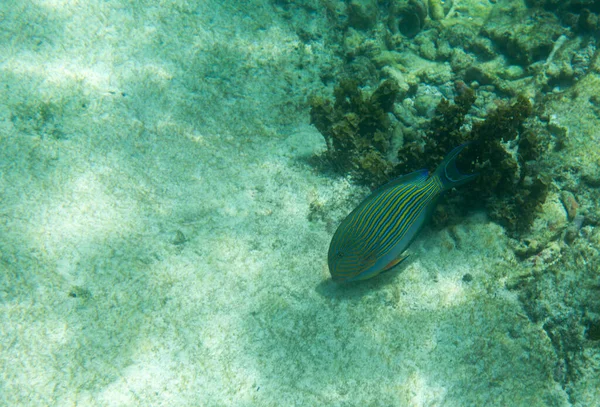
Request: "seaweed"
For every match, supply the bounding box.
[428,91,548,234]
[310,78,400,186]
[312,78,548,235]
[396,81,475,175]
[395,83,548,234]
[465,95,549,234]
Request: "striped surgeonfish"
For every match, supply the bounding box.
[328,144,477,282]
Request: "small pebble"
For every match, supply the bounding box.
[173,230,187,245]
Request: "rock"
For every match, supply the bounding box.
[482,2,566,66]
[347,0,378,30]
[428,0,445,21]
[559,191,578,221]
[389,0,428,38]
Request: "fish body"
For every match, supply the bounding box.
[328,144,477,282]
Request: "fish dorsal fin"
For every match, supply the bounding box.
[367,169,429,198]
[382,169,429,189]
[349,169,429,215]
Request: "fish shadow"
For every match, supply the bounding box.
[314,260,411,301]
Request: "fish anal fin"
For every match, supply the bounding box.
[383,253,410,272]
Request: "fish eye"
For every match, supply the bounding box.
[336,250,345,258]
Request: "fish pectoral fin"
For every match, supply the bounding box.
[359,250,379,270]
[383,253,410,272]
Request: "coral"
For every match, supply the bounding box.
[347,0,378,30]
[526,0,600,34]
[310,78,400,186]
[428,0,445,21]
[395,81,475,175]
[388,0,429,38]
[482,2,566,66]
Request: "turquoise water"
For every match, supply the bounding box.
[1,1,599,406]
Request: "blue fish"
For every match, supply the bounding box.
[328,144,477,282]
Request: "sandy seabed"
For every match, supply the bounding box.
[1,1,597,406]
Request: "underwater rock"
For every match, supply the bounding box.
[427,0,445,21]
[344,56,380,86]
[450,48,476,73]
[414,92,440,117]
[513,210,600,397]
[415,35,438,60]
[419,64,453,85]
[514,192,569,258]
[578,8,599,32]
[499,65,526,80]
[388,0,429,38]
[172,230,187,245]
[347,0,379,30]
[464,65,496,86]
[524,34,598,93]
[482,2,566,66]
[526,0,600,34]
[343,28,380,60]
[372,50,406,68]
[468,37,497,61]
[560,190,579,221]
[582,167,600,188]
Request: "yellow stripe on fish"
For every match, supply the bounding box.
[328,144,477,282]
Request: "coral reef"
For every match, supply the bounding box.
[526,0,600,33]
[508,214,600,397]
[307,2,600,400]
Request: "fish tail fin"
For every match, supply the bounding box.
[435,143,478,190]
